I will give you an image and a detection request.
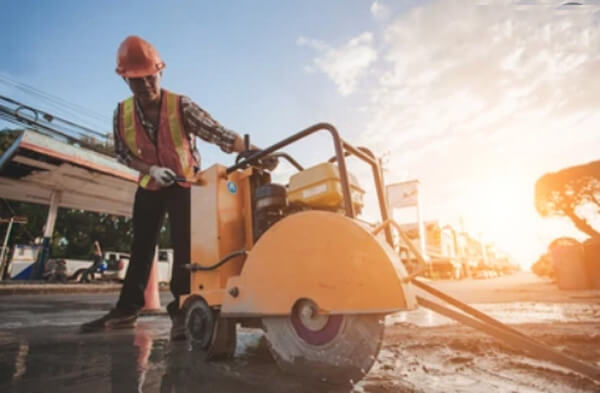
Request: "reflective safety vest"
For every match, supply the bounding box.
[118,90,197,190]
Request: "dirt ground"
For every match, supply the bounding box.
[359,321,599,393]
[1,271,599,393]
[356,272,600,393]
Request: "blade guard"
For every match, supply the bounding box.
[221,210,417,316]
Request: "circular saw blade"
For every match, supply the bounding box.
[262,313,384,384]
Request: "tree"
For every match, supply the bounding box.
[0,128,21,151]
[531,252,554,279]
[535,160,600,239]
[79,134,114,157]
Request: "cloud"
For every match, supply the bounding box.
[370,1,391,20]
[297,32,378,96]
[366,1,600,263]
[297,1,600,262]
[364,1,600,154]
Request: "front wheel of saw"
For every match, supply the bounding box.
[262,300,385,384]
[183,296,237,359]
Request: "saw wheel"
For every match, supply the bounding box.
[184,296,236,360]
[262,299,385,384]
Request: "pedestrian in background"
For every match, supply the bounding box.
[81,240,104,283]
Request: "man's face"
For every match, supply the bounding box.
[126,73,161,101]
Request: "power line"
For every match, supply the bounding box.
[0,95,114,156]
[0,73,110,122]
[0,95,106,138]
[0,73,111,129]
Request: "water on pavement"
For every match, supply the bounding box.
[1,294,599,393]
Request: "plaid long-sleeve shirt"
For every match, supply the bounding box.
[113,93,238,168]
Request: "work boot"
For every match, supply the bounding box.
[80,308,138,332]
[167,301,186,341]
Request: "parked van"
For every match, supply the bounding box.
[102,249,173,283]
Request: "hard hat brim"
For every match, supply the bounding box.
[116,62,165,78]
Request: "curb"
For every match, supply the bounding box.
[0,284,122,295]
[0,283,170,296]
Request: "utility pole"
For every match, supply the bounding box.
[479,232,489,266]
[0,216,28,280]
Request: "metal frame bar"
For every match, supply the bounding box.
[227,123,354,217]
[226,123,393,245]
[270,152,303,172]
[372,218,427,282]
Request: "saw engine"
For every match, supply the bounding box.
[252,161,365,241]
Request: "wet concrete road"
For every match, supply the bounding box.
[1,285,599,393]
[0,293,349,393]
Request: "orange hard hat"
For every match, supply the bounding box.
[115,35,165,78]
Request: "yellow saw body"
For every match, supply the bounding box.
[179,124,417,383]
[181,165,415,316]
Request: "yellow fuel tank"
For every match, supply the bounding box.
[287,162,364,212]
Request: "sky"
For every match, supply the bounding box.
[1,0,600,266]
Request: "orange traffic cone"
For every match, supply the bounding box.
[143,247,161,312]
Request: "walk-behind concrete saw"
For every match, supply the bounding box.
[179,123,600,385]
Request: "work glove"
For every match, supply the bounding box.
[149,165,176,187]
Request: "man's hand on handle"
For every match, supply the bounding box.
[149,165,176,187]
[236,149,279,172]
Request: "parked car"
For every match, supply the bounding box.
[101,251,131,281]
[103,249,173,283]
[65,258,104,281]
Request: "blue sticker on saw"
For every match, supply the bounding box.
[227,181,237,194]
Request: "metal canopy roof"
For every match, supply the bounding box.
[0,130,138,217]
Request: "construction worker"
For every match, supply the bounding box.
[81,36,276,337]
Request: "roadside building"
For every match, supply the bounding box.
[397,220,461,279]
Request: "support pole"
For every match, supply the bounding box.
[0,218,14,279]
[43,191,60,238]
[31,190,61,279]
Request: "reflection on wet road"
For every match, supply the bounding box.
[0,293,353,393]
[0,322,349,393]
[0,317,349,393]
[1,293,599,393]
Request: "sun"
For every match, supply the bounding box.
[458,176,539,266]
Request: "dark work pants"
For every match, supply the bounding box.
[117,185,191,312]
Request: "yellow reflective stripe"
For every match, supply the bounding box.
[140,174,152,188]
[122,97,139,157]
[166,93,191,176]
